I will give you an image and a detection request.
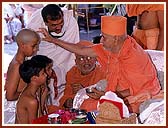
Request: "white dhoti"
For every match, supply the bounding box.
[3,92,17,124]
[3,19,9,36]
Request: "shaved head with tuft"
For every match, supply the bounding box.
[16,28,41,45]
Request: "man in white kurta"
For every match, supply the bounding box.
[27,4,80,106]
[27,7,79,73]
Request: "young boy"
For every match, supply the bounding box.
[4,28,40,124]
[15,59,47,124]
[31,55,56,115]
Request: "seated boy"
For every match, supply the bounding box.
[31,55,56,115]
[15,59,47,124]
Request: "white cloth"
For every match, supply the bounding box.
[145,50,164,89]
[48,66,66,106]
[139,99,164,124]
[3,19,9,36]
[14,4,23,16]
[27,9,80,74]
[145,50,164,72]
[3,4,15,18]
[10,17,22,36]
[98,91,130,118]
[139,50,165,124]
[3,4,15,37]
[3,92,17,124]
[21,4,44,26]
[73,84,97,109]
[73,80,107,109]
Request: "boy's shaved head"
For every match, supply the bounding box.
[16,28,41,45]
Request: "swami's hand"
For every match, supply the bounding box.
[86,87,105,100]
[71,83,83,94]
[37,28,56,43]
[124,91,151,104]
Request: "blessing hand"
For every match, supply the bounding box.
[37,28,56,43]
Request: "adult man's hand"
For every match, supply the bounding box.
[86,87,105,100]
[115,89,131,99]
[37,28,56,43]
[71,83,83,94]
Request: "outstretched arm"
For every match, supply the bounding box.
[38,28,97,57]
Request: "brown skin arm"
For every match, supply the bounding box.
[124,91,151,104]
[27,99,39,123]
[39,85,49,115]
[71,83,83,94]
[156,10,164,50]
[115,89,131,99]
[38,28,97,57]
[5,64,22,101]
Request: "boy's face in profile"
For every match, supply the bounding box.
[35,69,47,85]
[22,39,39,57]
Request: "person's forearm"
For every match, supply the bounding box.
[116,89,131,99]
[52,39,87,56]
[6,91,21,101]
[39,28,96,57]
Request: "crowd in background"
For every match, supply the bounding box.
[3,4,137,44]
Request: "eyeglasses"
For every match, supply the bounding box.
[77,56,94,61]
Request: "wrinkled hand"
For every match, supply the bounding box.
[115,89,130,99]
[86,87,105,100]
[71,83,83,94]
[37,28,56,43]
[124,91,151,104]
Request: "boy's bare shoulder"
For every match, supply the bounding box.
[29,97,38,106]
[20,95,38,107]
[6,62,21,82]
[7,59,21,72]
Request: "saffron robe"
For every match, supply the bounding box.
[126,4,164,17]
[89,36,161,113]
[126,4,164,50]
[59,65,105,109]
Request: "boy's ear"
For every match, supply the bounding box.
[20,42,25,48]
[31,76,37,82]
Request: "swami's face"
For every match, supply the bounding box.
[100,32,116,51]
[75,55,97,75]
